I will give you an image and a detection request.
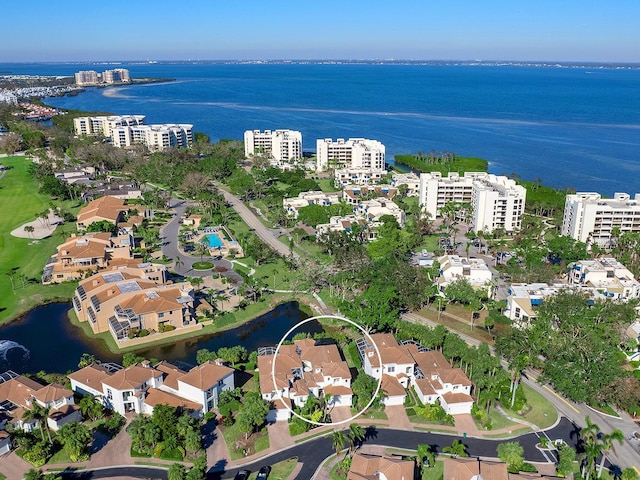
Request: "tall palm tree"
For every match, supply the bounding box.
[348,424,366,452]
[174,257,184,273]
[580,416,603,480]
[597,430,624,478]
[331,430,348,456]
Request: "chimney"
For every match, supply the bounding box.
[141,360,151,368]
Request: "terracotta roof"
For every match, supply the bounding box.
[77,195,127,224]
[49,403,80,421]
[444,458,507,480]
[155,361,187,390]
[178,361,234,390]
[68,364,112,390]
[348,453,414,480]
[323,385,353,396]
[145,388,202,411]
[414,378,437,396]
[364,334,414,368]
[33,384,73,404]
[0,376,43,407]
[102,364,161,391]
[441,392,474,405]
[0,430,10,440]
[117,286,184,315]
[439,368,473,387]
[381,375,406,398]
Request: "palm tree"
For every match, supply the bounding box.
[348,424,366,452]
[580,416,603,480]
[331,430,348,456]
[417,443,435,468]
[597,430,624,478]
[174,256,184,273]
[442,439,468,458]
[24,225,35,238]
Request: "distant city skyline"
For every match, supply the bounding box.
[4,0,640,63]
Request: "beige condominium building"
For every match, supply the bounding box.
[316,138,385,172]
[419,172,526,234]
[111,123,193,151]
[562,192,640,247]
[73,269,194,342]
[74,115,146,138]
[74,68,130,85]
[244,129,302,162]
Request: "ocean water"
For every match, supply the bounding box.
[4,62,640,196]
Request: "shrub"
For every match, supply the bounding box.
[153,443,164,458]
[203,411,216,422]
[221,416,233,427]
[139,329,150,337]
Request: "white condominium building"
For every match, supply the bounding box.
[111,124,193,151]
[74,115,146,138]
[562,192,640,247]
[316,138,385,172]
[419,172,526,234]
[74,69,130,85]
[244,129,302,162]
[568,257,640,299]
[334,168,386,188]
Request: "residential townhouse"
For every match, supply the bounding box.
[391,172,421,197]
[317,138,386,173]
[244,129,302,163]
[315,215,374,241]
[282,191,341,218]
[0,371,81,433]
[358,334,474,414]
[334,168,387,188]
[76,195,137,231]
[419,172,526,234]
[444,458,508,480]
[257,339,352,422]
[438,254,494,297]
[348,453,415,480]
[567,257,640,300]
[68,361,234,417]
[342,185,397,205]
[42,231,134,284]
[356,199,406,228]
[73,270,193,342]
[562,192,640,247]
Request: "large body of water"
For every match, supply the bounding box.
[0,302,317,374]
[3,62,640,196]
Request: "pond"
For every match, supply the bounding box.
[0,301,320,374]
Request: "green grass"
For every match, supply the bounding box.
[247,457,298,480]
[47,446,75,464]
[294,429,331,444]
[394,154,488,175]
[500,384,559,430]
[254,434,270,453]
[422,459,444,480]
[0,155,82,324]
[316,179,340,192]
[482,427,531,438]
[0,473,6,480]
[192,261,214,270]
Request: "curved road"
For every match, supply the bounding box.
[160,199,243,284]
[61,418,580,480]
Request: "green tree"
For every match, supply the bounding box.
[122,352,145,367]
[331,430,348,456]
[78,395,103,421]
[348,423,366,452]
[580,416,603,480]
[622,468,639,480]
[497,441,524,473]
[235,392,268,440]
[57,421,92,461]
[442,439,468,458]
[78,353,98,368]
[597,430,624,478]
[297,204,330,228]
[556,444,576,477]
[416,443,435,469]
[168,462,187,480]
[351,373,378,410]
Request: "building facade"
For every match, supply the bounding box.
[562,192,640,247]
[111,124,193,151]
[244,129,302,162]
[317,138,385,172]
[73,115,146,138]
[419,172,526,234]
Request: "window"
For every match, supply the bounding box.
[158,312,164,318]
[106,389,113,400]
[387,365,395,373]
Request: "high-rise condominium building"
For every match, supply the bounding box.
[111,124,193,151]
[244,129,302,162]
[562,192,640,247]
[74,69,131,85]
[419,172,526,234]
[316,138,385,172]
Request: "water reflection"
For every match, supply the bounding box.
[0,301,319,374]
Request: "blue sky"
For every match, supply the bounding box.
[4,0,640,62]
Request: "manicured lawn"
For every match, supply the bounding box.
[247,457,298,480]
[500,384,558,430]
[422,459,444,480]
[0,155,81,324]
[220,421,268,460]
[254,434,270,453]
[316,179,340,192]
[48,445,76,464]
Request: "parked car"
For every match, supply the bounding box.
[257,466,271,479]
[234,470,251,480]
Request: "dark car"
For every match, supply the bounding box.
[183,244,195,252]
[256,466,271,479]
[234,470,250,480]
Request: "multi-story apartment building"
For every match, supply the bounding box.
[257,338,352,422]
[438,254,494,296]
[317,138,385,172]
[74,69,130,85]
[419,172,526,234]
[342,185,397,205]
[111,124,193,151]
[244,129,302,163]
[73,270,194,342]
[391,172,421,197]
[562,192,640,247]
[356,199,406,228]
[73,115,146,138]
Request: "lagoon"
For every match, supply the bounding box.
[0,301,318,374]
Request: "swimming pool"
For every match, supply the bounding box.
[200,233,224,248]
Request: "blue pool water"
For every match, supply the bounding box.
[201,233,224,248]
